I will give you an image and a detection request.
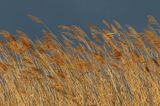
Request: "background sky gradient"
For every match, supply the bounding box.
[0,0,159,39]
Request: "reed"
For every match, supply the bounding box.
[0,15,159,106]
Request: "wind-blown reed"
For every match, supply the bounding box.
[0,15,159,105]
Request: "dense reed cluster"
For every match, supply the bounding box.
[0,15,159,105]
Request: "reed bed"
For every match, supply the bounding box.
[0,15,159,106]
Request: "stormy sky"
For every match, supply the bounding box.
[0,0,159,39]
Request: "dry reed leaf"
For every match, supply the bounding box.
[102,19,111,29]
[77,44,86,54]
[17,30,33,50]
[0,31,16,42]
[92,33,101,42]
[145,65,150,73]
[114,20,123,30]
[51,54,66,66]
[43,30,59,50]
[113,48,122,60]
[147,15,158,25]
[76,75,86,83]
[57,71,67,79]
[103,31,115,40]
[92,52,105,64]
[0,41,5,46]
[58,25,72,30]
[111,24,120,36]
[48,75,56,80]
[0,62,7,70]
[109,62,122,70]
[151,58,159,66]
[28,14,44,24]
[49,81,64,92]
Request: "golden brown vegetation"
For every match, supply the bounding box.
[0,15,160,105]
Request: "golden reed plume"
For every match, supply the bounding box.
[0,15,159,106]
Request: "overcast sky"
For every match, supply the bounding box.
[0,0,159,39]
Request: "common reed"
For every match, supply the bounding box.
[0,15,159,106]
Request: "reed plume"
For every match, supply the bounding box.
[0,16,159,106]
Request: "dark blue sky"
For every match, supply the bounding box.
[0,0,159,39]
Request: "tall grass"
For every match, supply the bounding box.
[0,15,159,105]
